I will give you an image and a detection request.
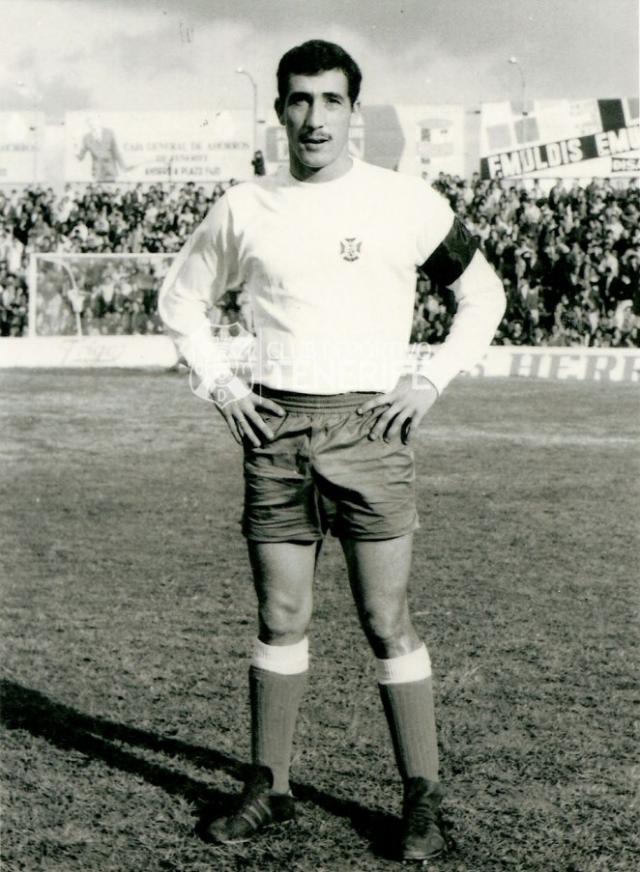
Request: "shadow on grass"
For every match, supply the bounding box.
[0,679,400,861]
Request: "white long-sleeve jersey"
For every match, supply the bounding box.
[158,158,506,398]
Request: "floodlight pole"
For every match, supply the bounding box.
[508,57,527,117]
[236,67,258,155]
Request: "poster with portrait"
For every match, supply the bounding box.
[64,111,253,183]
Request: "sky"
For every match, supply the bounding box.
[1,0,638,120]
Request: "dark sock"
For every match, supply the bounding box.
[249,665,308,793]
[379,675,439,783]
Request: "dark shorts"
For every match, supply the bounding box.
[242,385,419,542]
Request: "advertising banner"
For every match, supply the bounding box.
[479,98,640,179]
[467,346,640,383]
[264,104,465,179]
[3,338,638,384]
[0,112,44,183]
[0,336,178,368]
[64,111,253,183]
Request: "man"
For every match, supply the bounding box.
[76,116,128,183]
[159,40,505,862]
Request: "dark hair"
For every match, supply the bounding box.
[276,40,362,105]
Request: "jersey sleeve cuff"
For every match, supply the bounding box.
[414,359,452,396]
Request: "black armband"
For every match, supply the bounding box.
[420,217,479,287]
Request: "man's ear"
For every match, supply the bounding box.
[274,98,284,125]
[351,99,361,115]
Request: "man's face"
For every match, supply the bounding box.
[276,69,355,180]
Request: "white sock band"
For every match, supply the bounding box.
[376,644,431,685]
[252,637,309,675]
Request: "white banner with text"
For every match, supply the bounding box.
[0,111,45,183]
[265,104,465,179]
[480,97,640,179]
[64,111,253,183]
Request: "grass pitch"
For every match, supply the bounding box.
[1,370,638,872]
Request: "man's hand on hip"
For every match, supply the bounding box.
[215,390,286,446]
[356,375,438,444]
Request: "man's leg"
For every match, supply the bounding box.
[341,533,445,859]
[205,540,316,844]
[247,540,317,794]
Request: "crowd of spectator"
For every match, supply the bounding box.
[418,172,640,348]
[1,173,639,347]
[0,180,238,336]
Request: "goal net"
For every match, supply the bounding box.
[27,252,254,338]
[27,253,177,337]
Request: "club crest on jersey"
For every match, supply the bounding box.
[340,237,362,262]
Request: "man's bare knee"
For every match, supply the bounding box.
[360,604,418,658]
[258,591,312,644]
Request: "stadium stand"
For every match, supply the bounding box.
[1,175,638,346]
